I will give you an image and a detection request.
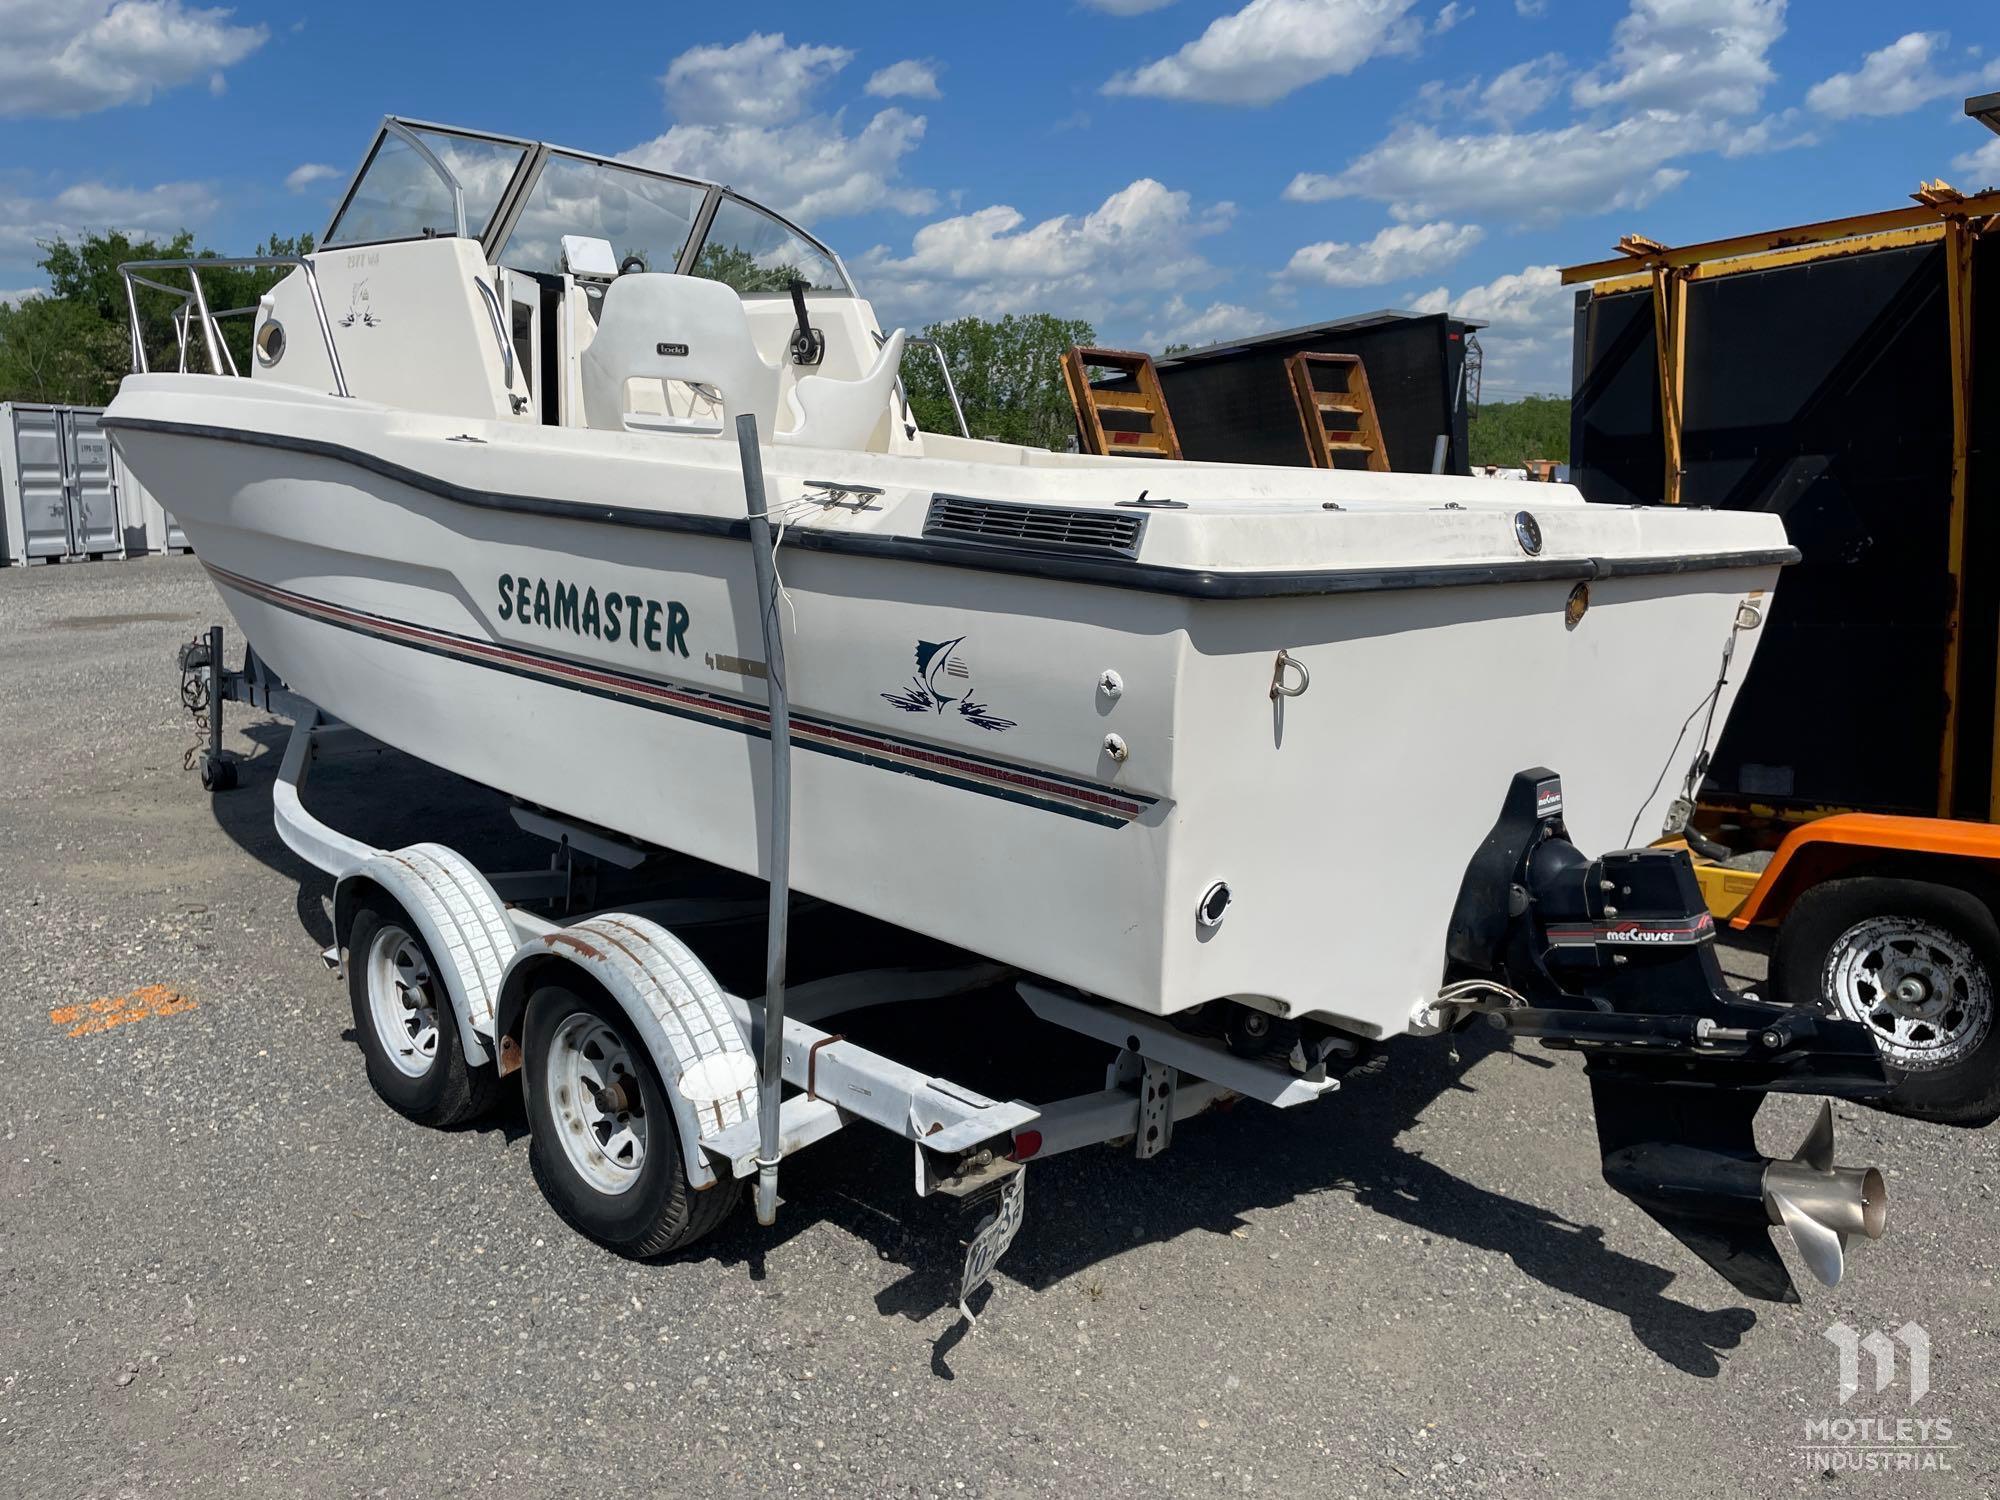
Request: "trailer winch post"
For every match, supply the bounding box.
[207,624,225,771]
[736,413,792,1227]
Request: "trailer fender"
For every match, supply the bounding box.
[333,843,518,1069]
[493,914,757,1191]
[1733,814,2000,929]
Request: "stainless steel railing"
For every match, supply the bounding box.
[902,335,969,438]
[117,256,350,398]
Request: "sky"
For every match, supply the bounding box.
[2,0,1998,397]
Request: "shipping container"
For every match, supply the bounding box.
[1,402,185,564]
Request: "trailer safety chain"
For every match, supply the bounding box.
[179,640,213,774]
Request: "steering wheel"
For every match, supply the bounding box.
[618,253,648,275]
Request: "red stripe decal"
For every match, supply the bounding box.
[207,565,1152,823]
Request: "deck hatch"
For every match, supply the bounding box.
[923,495,1146,559]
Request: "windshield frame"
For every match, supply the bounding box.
[320,118,537,252]
[319,117,853,294]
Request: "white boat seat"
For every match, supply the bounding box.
[580,272,781,437]
[777,329,907,452]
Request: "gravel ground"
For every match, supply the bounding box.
[1,555,1995,1500]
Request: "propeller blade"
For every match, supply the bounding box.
[1767,1187,1848,1288]
[1794,1100,1836,1173]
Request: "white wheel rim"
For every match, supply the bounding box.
[1823,914,1994,1071]
[365,923,441,1079]
[546,1013,649,1195]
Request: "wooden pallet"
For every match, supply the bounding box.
[1061,347,1183,460]
[1285,352,1390,471]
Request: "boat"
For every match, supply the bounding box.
[105,114,1802,1040]
[105,119,1904,1298]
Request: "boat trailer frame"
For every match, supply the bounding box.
[184,627,1341,1314]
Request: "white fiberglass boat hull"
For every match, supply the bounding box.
[108,375,1785,1040]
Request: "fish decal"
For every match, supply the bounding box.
[882,636,1016,731]
[337,279,382,329]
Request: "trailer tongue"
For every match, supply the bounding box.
[1437,769,1892,1302]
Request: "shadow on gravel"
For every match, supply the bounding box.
[196,719,1757,1380]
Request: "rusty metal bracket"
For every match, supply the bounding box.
[806,1032,846,1102]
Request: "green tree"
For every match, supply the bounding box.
[901,312,1096,450]
[0,295,129,404]
[3,229,315,404]
[1468,395,1571,468]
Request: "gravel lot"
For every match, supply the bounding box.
[1,555,1995,1499]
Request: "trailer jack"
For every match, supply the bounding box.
[1443,769,1893,1303]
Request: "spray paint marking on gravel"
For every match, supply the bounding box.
[50,984,197,1037]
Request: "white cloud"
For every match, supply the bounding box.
[629,110,935,222]
[1806,32,1997,120]
[1515,0,1546,13]
[1143,296,1265,349]
[284,163,339,193]
[0,286,45,307]
[1955,136,2000,188]
[1281,220,1483,286]
[1718,108,1815,157]
[1104,0,1423,106]
[1409,263,1571,393]
[662,32,852,127]
[0,179,218,258]
[1572,0,1786,117]
[630,33,935,223]
[0,1,266,118]
[1285,113,1697,221]
[866,59,942,100]
[1477,54,1566,127]
[856,178,1233,329]
[1415,52,1565,128]
[1433,2,1470,33]
[1293,1,1791,226]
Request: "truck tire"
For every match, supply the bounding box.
[522,983,741,1256]
[347,897,498,1127]
[1772,877,2000,1125]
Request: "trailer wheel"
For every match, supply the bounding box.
[1773,877,2000,1125]
[347,898,497,1127]
[522,983,741,1257]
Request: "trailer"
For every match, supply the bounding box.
[1562,102,2000,1124]
[177,593,1907,1320]
[180,624,1367,1313]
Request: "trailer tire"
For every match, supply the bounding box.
[1773,877,2000,1125]
[347,897,498,1127]
[523,983,741,1257]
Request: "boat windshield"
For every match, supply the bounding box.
[691,196,844,294]
[499,153,705,276]
[324,127,527,248]
[320,119,853,294]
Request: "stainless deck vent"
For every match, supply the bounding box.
[923,495,1147,559]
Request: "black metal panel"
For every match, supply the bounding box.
[1146,315,1473,475]
[1573,243,1958,816]
[1570,286,1664,506]
[1952,231,2000,818]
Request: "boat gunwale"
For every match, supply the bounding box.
[102,413,1800,600]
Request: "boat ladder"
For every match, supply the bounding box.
[1285,351,1391,472]
[1060,346,1184,460]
